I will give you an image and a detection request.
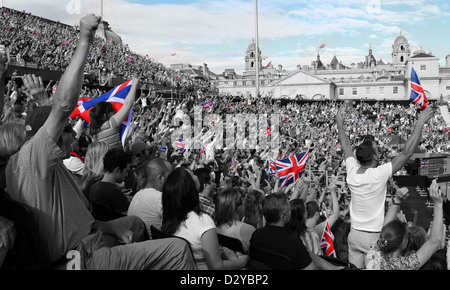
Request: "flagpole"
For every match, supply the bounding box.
[255,0,260,98]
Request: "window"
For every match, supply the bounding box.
[379,87,384,94]
[446,86,450,91]
[400,56,404,62]
[339,88,344,96]
[421,65,427,71]
[393,87,398,94]
[352,88,357,95]
[366,87,371,94]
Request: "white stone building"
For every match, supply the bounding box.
[215,34,450,102]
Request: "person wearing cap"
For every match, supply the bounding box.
[336,105,434,269]
[4,14,195,270]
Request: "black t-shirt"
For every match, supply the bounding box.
[250,225,312,270]
[89,181,129,214]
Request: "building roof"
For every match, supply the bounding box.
[410,52,435,58]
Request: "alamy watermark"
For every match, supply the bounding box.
[170,106,281,151]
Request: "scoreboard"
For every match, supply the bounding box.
[417,157,450,178]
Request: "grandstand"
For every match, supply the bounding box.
[0,7,214,98]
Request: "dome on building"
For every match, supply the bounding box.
[394,34,408,46]
[246,40,261,54]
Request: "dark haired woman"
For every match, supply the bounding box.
[88,77,140,148]
[161,167,248,270]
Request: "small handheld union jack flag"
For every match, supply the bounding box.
[445,128,450,135]
[202,100,212,110]
[201,145,206,155]
[230,158,237,173]
[176,138,186,154]
[268,158,276,177]
[320,220,336,257]
[266,126,272,136]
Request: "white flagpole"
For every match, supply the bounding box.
[255,0,260,99]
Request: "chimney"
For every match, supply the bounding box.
[446,55,450,67]
[278,64,283,72]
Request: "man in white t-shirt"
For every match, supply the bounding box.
[336,105,433,269]
[127,158,172,238]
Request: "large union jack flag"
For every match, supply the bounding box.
[410,67,429,110]
[69,80,133,124]
[69,80,134,148]
[320,220,336,258]
[272,152,309,187]
[420,160,429,168]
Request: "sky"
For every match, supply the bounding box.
[5,0,450,75]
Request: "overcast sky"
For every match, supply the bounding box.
[5,0,450,74]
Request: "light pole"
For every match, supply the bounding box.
[255,0,260,98]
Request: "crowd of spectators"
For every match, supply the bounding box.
[0,7,211,93]
[0,10,449,271]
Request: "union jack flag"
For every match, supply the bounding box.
[283,117,292,123]
[420,160,429,168]
[230,158,237,173]
[201,145,206,155]
[272,152,309,188]
[410,67,429,110]
[202,100,212,109]
[319,44,326,49]
[266,126,272,136]
[52,84,58,95]
[69,80,134,148]
[176,138,186,154]
[445,128,450,134]
[268,158,276,177]
[127,56,135,64]
[320,220,336,257]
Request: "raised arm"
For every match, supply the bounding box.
[110,77,141,126]
[391,106,433,174]
[336,109,354,160]
[416,180,444,268]
[43,14,101,143]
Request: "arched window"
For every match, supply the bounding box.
[251,62,254,68]
[400,56,404,62]
[401,45,404,51]
[250,52,254,58]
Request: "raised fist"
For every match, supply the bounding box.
[80,14,101,41]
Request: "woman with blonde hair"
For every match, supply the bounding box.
[80,141,109,198]
[215,187,256,254]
